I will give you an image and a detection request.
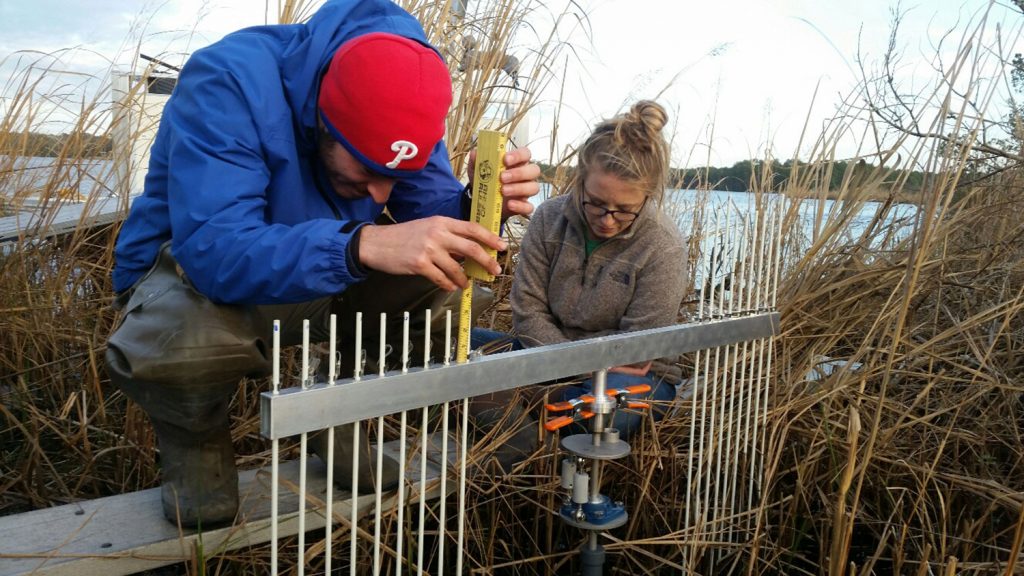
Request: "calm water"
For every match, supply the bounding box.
[536,184,918,242]
[0,156,115,204]
[9,158,918,246]
[534,184,921,288]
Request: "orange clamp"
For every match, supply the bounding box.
[544,415,574,431]
[545,394,596,413]
[543,410,594,432]
[604,385,649,398]
[544,384,651,415]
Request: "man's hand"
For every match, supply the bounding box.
[357,216,507,292]
[467,146,541,220]
[608,361,653,376]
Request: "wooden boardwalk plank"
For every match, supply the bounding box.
[0,435,456,576]
[0,197,125,244]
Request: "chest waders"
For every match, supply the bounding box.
[106,246,266,526]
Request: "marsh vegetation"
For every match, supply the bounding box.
[2,1,1024,574]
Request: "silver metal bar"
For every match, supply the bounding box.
[590,369,608,502]
[710,207,731,569]
[749,337,766,515]
[350,312,362,576]
[417,309,431,576]
[325,314,337,575]
[713,343,728,553]
[693,342,712,569]
[729,212,746,538]
[455,396,469,576]
[395,312,410,576]
[439,310,452,576]
[705,342,721,553]
[737,217,753,528]
[374,314,386,576]
[683,338,700,570]
[439,401,449,576]
[698,208,725,561]
[261,313,779,439]
[759,202,784,496]
[455,301,469,576]
[298,320,309,576]
[417,404,429,576]
[271,320,280,576]
[688,214,712,569]
[717,213,738,554]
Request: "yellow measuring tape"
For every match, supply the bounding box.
[456,130,507,363]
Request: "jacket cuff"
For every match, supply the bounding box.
[344,222,370,279]
[460,182,473,220]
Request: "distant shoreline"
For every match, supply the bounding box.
[669,187,922,206]
[780,187,921,205]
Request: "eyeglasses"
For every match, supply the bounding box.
[581,193,646,223]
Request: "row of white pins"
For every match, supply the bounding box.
[270,308,466,576]
[683,197,784,572]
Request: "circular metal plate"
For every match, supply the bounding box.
[561,434,631,460]
[560,509,629,531]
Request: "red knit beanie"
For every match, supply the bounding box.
[318,32,452,176]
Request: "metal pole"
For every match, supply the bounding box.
[579,537,605,576]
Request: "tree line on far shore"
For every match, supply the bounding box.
[539,158,928,196]
[672,159,927,194]
[2,131,112,158]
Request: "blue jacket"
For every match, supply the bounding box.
[113,0,464,304]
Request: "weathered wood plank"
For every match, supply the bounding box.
[0,436,456,576]
[0,197,126,244]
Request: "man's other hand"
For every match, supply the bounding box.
[467,146,541,220]
[608,361,653,376]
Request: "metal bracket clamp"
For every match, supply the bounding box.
[588,394,616,415]
[554,367,637,571]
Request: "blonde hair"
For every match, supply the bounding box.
[574,100,671,203]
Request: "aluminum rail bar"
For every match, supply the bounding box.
[261,312,779,439]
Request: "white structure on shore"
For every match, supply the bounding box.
[110,69,175,198]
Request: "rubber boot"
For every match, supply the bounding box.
[108,347,240,528]
[469,391,538,474]
[308,423,400,494]
[152,410,239,527]
[116,380,239,527]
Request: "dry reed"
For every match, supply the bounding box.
[3,1,1024,575]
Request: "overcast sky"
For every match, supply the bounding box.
[1,0,1021,166]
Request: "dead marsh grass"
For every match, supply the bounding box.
[3,1,1024,575]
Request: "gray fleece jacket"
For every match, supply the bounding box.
[511,193,688,382]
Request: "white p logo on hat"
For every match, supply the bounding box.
[386,140,419,169]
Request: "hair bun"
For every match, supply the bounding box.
[629,100,668,134]
[576,98,671,203]
[615,100,667,153]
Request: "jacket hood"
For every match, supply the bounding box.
[275,0,441,152]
